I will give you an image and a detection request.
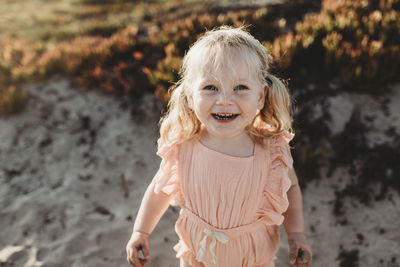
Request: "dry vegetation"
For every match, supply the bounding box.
[1,0,398,116]
[0,0,214,115]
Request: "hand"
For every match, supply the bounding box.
[126,231,151,267]
[288,232,312,267]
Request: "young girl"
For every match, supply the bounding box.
[126,26,312,267]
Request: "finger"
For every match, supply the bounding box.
[299,261,312,267]
[132,247,141,267]
[297,250,312,264]
[289,243,299,264]
[126,255,132,266]
[135,245,146,267]
[126,248,135,266]
[142,243,151,263]
[138,247,148,264]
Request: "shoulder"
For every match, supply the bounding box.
[260,130,294,148]
[271,130,294,144]
[156,136,198,158]
[263,130,294,167]
[156,138,180,159]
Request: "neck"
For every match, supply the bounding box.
[199,129,254,157]
[201,131,251,145]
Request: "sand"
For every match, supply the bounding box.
[1,75,399,267]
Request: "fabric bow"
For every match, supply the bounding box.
[195,228,229,264]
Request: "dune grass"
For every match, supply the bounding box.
[0,0,215,116]
[0,0,210,44]
[0,0,398,117]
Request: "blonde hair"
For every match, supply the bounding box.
[159,25,293,146]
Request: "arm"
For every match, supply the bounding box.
[126,181,171,266]
[282,168,304,234]
[283,168,312,266]
[132,180,172,235]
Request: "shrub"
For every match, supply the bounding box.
[147,0,400,103]
[0,85,28,116]
[1,0,398,114]
[267,0,400,90]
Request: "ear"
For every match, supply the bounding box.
[187,94,194,110]
[258,85,267,109]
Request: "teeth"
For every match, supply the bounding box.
[213,113,238,120]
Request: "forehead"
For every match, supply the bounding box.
[188,46,262,84]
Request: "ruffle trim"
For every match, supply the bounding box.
[257,131,294,225]
[153,138,185,207]
[174,241,203,267]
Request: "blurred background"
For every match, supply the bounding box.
[0,0,399,266]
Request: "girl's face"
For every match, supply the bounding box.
[187,55,266,140]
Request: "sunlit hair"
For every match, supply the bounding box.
[159,25,293,146]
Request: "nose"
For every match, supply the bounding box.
[216,90,233,106]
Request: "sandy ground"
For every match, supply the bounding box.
[0,75,399,267]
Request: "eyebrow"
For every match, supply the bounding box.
[199,77,252,84]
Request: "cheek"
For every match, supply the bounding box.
[236,93,258,107]
[195,94,213,107]
[236,93,252,100]
[192,96,212,120]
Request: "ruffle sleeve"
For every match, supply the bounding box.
[257,130,295,225]
[152,138,185,207]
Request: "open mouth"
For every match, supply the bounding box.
[212,113,239,121]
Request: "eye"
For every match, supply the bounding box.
[203,85,218,91]
[234,84,249,91]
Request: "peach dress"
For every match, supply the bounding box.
[153,131,294,267]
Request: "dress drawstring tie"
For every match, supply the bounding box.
[195,228,229,264]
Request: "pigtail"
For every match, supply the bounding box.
[159,82,201,145]
[260,74,293,135]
